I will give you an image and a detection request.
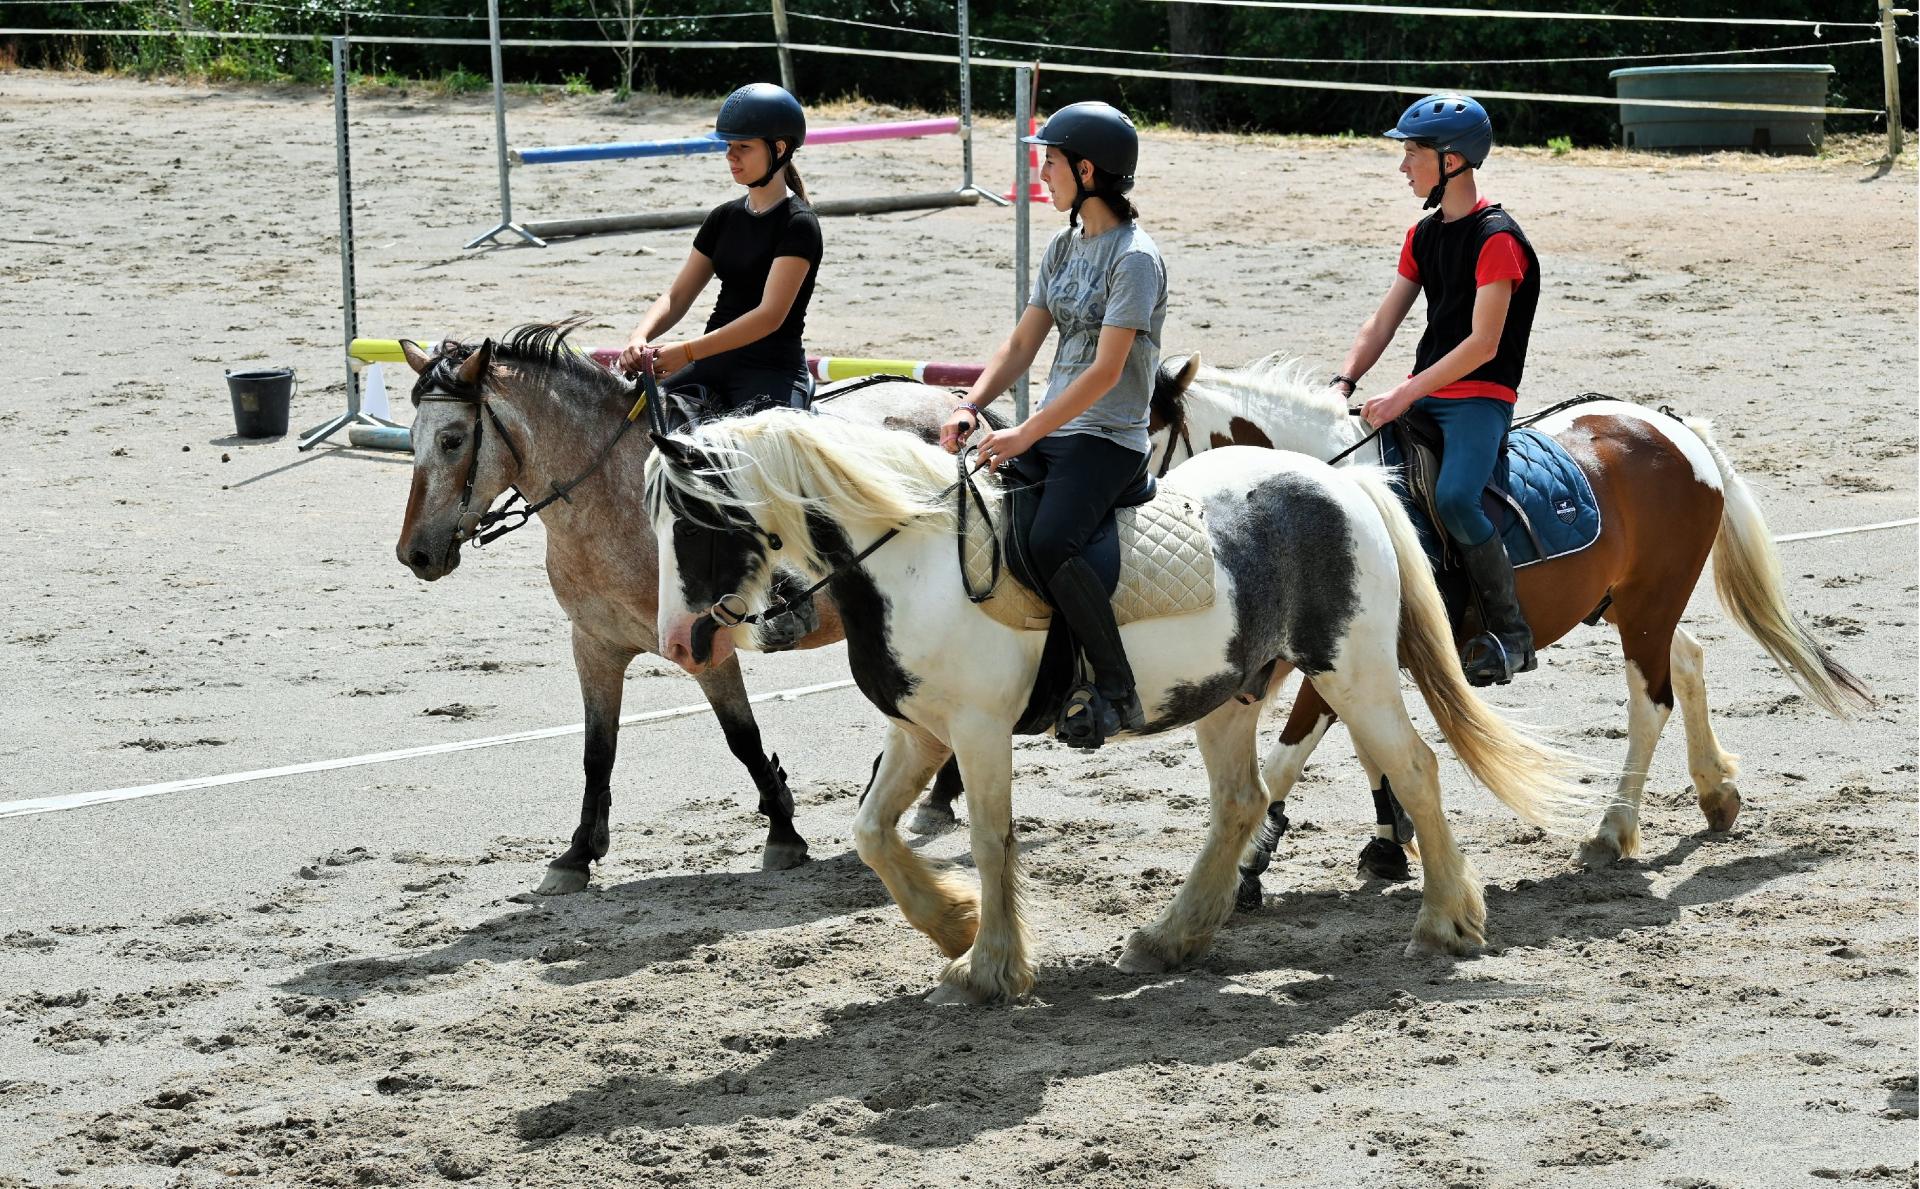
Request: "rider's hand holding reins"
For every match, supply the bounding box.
[649,341,696,377]
[976,422,1038,471]
[940,404,981,454]
[1362,385,1416,428]
[616,339,654,376]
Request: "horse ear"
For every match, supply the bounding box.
[1176,353,1201,389]
[455,338,493,386]
[399,339,433,374]
[1155,353,1199,405]
[650,432,694,467]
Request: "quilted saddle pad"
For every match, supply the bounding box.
[961,489,1217,632]
[1380,424,1603,570]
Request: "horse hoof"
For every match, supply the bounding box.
[1357,837,1412,882]
[1577,833,1625,871]
[1114,931,1175,975]
[761,841,810,872]
[906,802,959,837]
[1234,873,1264,913]
[535,865,591,896]
[1699,782,1742,833]
[925,980,989,1007]
[1405,917,1483,959]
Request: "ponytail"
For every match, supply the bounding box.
[785,160,810,206]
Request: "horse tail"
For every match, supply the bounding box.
[1350,469,1599,836]
[1682,416,1876,718]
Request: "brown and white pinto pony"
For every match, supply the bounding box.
[1145,355,1874,890]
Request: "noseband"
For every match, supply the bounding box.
[416,357,658,548]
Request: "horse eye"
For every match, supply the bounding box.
[438,432,464,453]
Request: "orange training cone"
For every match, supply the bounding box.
[1005,116,1050,203]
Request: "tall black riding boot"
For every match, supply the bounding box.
[1459,536,1536,686]
[1045,557,1147,748]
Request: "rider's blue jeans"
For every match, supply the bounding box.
[1415,395,1513,548]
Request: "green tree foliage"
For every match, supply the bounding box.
[3,0,1910,143]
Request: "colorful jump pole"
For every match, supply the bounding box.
[512,118,964,167]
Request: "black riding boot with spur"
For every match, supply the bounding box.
[1046,557,1147,749]
[1459,536,1536,686]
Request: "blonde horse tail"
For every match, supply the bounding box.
[1350,469,1599,836]
[1683,417,1876,718]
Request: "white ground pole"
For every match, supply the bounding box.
[1012,64,1032,420]
[465,0,546,249]
[5,518,1912,821]
[299,35,402,452]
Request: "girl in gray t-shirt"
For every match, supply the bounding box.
[940,101,1168,751]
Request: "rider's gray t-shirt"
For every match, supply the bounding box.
[1028,223,1167,456]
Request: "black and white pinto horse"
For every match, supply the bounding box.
[646,410,1604,1003]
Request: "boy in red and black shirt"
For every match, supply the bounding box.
[1330,92,1540,686]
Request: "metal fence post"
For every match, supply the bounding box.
[464,0,544,248]
[958,0,1010,205]
[1012,65,1032,420]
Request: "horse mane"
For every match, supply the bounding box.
[1185,354,1347,426]
[648,411,964,574]
[415,317,628,406]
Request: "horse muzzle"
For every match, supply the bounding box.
[398,525,464,581]
[661,609,737,674]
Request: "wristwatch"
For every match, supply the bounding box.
[1331,374,1359,397]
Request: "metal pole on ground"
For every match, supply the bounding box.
[301,35,398,451]
[770,0,797,95]
[464,0,545,248]
[1012,65,1032,420]
[1879,0,1904,159]
[956,0,1008,206]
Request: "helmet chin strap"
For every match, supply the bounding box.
[1423,146,1471,211]
[1066,152,1094,227]
[749,138,793,190]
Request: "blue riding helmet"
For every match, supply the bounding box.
[1384,92,1493,169]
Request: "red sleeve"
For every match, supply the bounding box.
[1475,231,1528,287]
[1396,225,1419,283]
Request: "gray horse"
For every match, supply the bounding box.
[393,322,963,894]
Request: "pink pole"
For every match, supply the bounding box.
[807,117,961,147]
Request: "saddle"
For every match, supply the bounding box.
[1382,409,1601,569]
[1379,406,1603,625]
[951,473,1216,735]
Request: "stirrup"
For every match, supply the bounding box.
[1057,683,1114,750]
[1460,630,1535,687]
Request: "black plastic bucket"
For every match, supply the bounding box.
[225,367,294,438]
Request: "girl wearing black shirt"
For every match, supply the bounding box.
[618,84,823,412]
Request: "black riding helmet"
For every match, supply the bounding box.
[1023,101,1138,191]
[714,82,807,189]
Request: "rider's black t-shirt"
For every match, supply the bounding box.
[692,195,822,372]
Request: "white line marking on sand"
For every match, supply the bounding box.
[0,679,857,821]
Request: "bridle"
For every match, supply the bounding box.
[414,344,660,548]
[1154,404,1195,479]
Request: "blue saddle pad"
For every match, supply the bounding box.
[1379,425,1601,570]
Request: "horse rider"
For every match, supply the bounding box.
[941,101,1169,749]
[1330,92,1542,685]
[618,83,822,415]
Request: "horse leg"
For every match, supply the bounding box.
[694,655,808,871]
[537,631,634,896]
[906,757,965,836]
[1316,667,1485,956]
[1119,697,1267,974]
[852,722,978,962]
[1235,677,1331,911]
[929,717,1033,1005]
[1670,626,1743,832]
[1579,601,1680,869]
[1353,745,1415,883]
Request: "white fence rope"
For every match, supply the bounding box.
[1135,0,1879,30]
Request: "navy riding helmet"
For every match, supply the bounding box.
[714,82,807,187]
[1385,92,1493,209]
[1023,101,1139,190]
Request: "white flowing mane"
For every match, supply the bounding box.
[647,409,964,573]
[1178,354,1361,457]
